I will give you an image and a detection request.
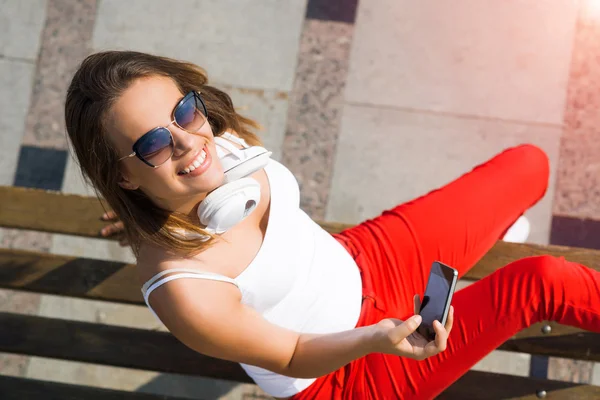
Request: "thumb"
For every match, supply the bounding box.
[413,294,421,315]
[388,315,422,343]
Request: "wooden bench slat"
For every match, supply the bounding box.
[3,185,600,282]
[0,186,110,238]
[0,375,194,400]
[466,240,600,280]
[2,373,596,400]
[1,317,598,400]
[2,245,599,305]
[0,311,252,383]
[438,370,600,399]
[3,186,600,279]
[0,186,351,238]
[0,248,591,336]
[502,332,600,362]
[1,248,599,361]
[1,353,597,400]
[2,366,595,400]
[0,248,142,304]
[0,309,599,385]
[4,186,600,281]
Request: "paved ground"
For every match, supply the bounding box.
[1,0,600,398]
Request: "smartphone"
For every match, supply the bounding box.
[416,261,458,342]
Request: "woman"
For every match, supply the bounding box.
[65,50,600,400]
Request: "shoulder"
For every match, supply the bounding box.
[135,239,235,288]
[135,242,200,287]
[135,246,174,288]
[137,249,241,317]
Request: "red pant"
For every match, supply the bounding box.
[292,144,600,400]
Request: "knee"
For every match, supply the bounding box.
[506,255,563,284]
[514,144,550,183]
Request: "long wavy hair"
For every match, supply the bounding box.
[65,50,262,258]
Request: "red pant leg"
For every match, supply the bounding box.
[335,144,549,319]
[295,256,600,400]
[391,144,550,277]
[357,256,600,400]
[294,257,600,400]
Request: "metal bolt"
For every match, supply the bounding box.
[541,324,552,334]
[536,389,547,398]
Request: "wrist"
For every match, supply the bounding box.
[365,322,387,354]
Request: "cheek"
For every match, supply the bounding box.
[144,166,175,188]
[200,120,213,136]
[128,160,172,190]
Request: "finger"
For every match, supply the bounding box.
[433,320,448,351]
[423,339,441,357]
[445,306,454,334]
[101,210,117,221]
[389,315,422,343]
[101,221,124,236]
[413,294,421,315]
[119,237,129,247]
[100,224,114,236]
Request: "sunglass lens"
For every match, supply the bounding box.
[136,128,173,166]
[174,93,206,132]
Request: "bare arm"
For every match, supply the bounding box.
[148,274,454,379]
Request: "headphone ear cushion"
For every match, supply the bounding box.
[222,148,272,183]
[197,178,262,234]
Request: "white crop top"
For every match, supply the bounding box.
[141,153,363,397]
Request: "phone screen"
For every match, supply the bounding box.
[417,262,456,341]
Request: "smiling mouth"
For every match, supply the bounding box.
[177,145,208,175]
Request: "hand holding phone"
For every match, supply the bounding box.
[416,261,458,342]
[370,261,456,361]
[372,293,455,361]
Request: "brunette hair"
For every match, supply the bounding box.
[65,50,262,257]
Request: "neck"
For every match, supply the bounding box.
[151,193,207,223]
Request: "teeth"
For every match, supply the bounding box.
[179,148,207,175]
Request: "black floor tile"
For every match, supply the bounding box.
[550,215,600,249]
[306,0,359,23]
[13,146,67,191]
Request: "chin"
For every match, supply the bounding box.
[191,171,225,194]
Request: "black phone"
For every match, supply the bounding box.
[416,261,458,341]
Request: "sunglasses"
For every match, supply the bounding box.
[118,91,208,168]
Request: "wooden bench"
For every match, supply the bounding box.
[0,185,598,399]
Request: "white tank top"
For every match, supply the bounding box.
[141,157,363,398]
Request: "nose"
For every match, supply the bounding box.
[170,125,196,157]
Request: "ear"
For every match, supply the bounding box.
[118,173,139,191]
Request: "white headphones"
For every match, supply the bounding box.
[196,132,272,235]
